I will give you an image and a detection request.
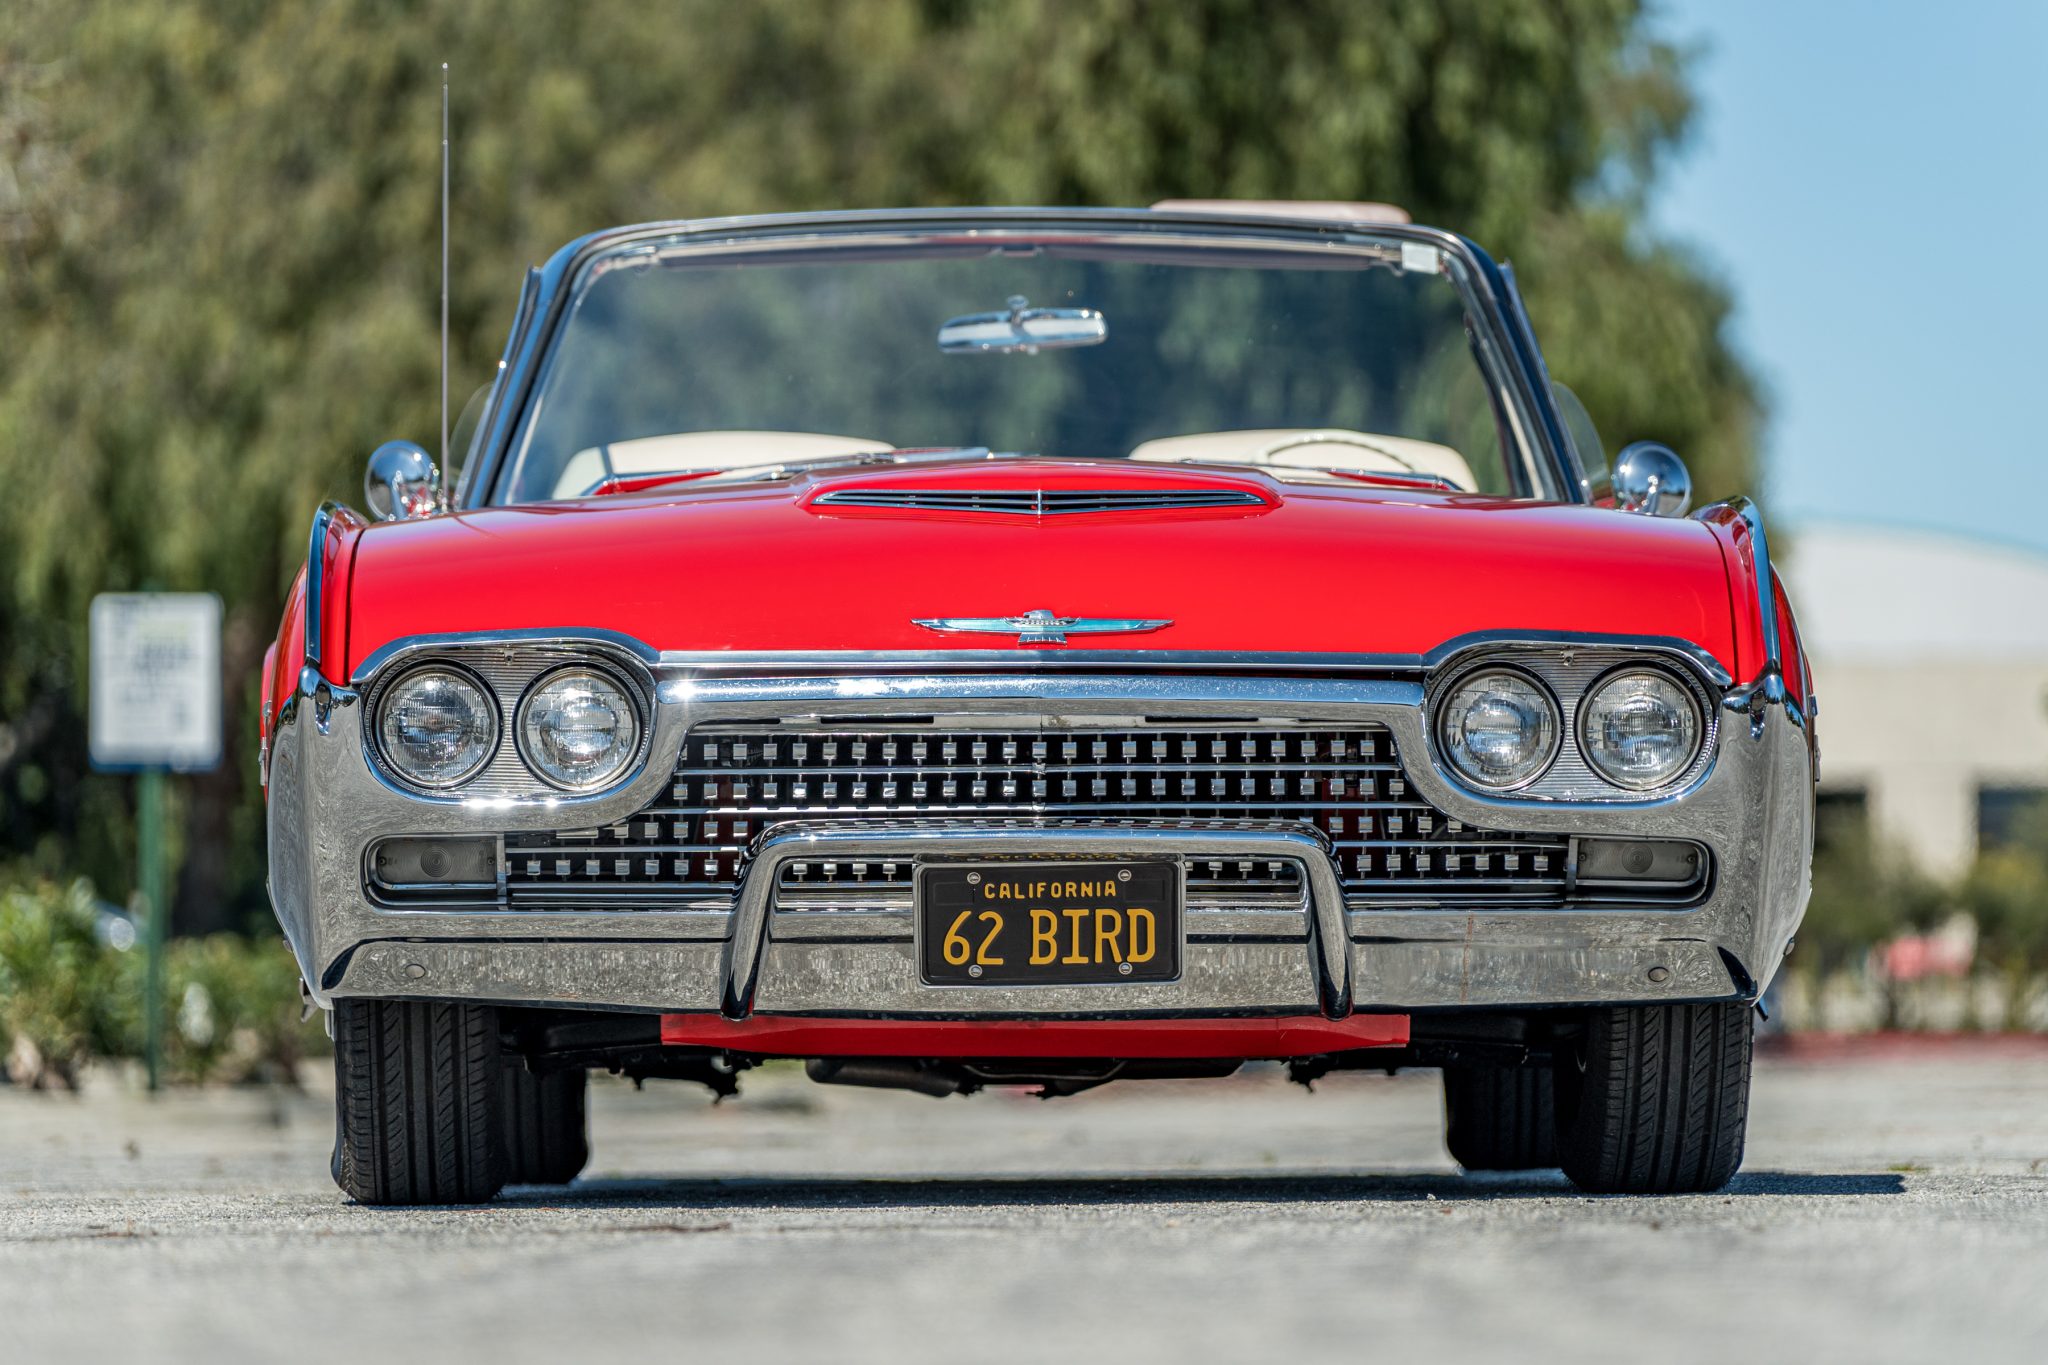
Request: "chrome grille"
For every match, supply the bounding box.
[502,721,1590,907]
[811,488,1265,515]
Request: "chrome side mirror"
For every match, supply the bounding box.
[365,440,447,521]
[1612,441,1692,517]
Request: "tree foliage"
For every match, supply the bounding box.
[0,0,1761,930]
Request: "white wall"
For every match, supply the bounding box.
[1783,523,2048,877]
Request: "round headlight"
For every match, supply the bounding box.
[375,667,497,789]
[1437,669,1561,789]
[517,668,641,791]
[1579,669,1703,790]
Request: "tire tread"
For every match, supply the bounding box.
[1443,1064,1558,1171]
[331,999,505,1205]
[502,1065,589,1186]
[1556,1001,1751,1194]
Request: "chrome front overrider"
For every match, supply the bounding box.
[267,652,1813,1021]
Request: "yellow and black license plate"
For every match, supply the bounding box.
[917,860,1182,986]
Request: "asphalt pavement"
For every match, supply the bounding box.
[4,1042,2046,1364]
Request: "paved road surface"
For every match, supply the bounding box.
[4,1044,2046,1363]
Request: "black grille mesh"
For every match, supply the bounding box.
[503,722,1581,907]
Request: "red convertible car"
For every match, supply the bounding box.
[262,204,1814,1204]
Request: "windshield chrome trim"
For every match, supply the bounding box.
[348,627,1733,688]
[466,209,1577,508]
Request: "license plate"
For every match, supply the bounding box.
[917,860,1183,986]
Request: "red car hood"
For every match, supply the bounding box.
[340,460,1738,676]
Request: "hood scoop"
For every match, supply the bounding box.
[811,487,1267,516]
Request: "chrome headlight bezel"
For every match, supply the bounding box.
[513,663,645,793]
[1433,664,1564,792]
[370,663,501,792]
[1577,664,1706,792]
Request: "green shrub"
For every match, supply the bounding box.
[1955,800,2048,1030]
[1,870,325,1087]
[163,932,327,1085]
[0,877,138,1087]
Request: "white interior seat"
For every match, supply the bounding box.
[554,431,894,497]
[1127,429,1476,490]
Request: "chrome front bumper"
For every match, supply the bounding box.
[267,662,1813,1021]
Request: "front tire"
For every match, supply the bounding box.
[1443,1063,1558,1171]
[502,1064,589,1186]
[331,999,507,1206]
[1553,1001,1753,1194]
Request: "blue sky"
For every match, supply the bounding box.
[1647,0,2048,552]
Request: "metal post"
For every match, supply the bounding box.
[440,62,451,490]
[138,767,167,1093]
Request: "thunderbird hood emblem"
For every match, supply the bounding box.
[912,608,1173,646]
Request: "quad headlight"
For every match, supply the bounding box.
[1436,668,1561,790]
[517,666,641,791]
[374,666,498,789]
[1579,668,1703,790]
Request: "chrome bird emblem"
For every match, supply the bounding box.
[912,608,1173,647]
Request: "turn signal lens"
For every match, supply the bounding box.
[375,667,497,789]
[517,667,640,791]
[1579,669,1702,790]
[1437,669,1560,789]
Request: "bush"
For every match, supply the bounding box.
[164,932,327,1085]
[0,877,138,1087]
[1955,801,2048,1030]
[0,870,325,1087]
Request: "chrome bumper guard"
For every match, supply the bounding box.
[268,665,1813,1021]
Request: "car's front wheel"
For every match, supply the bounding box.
[331,999,507,1206]
[1552,1000,1753,1194]
[502,1063,589,1187]
[1442,1063,1558,1171]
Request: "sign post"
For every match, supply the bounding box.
[89,592,223,1092]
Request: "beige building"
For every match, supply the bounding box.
[1781,522,2048,877]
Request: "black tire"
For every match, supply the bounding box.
[1443,1064,1558,1171]
[331,999,506,1206]
[502,1064,589,1186]
[1553,1001,1752,1194]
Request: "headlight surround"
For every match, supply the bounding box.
[1436,668,1561,790]
[374,666,498,790]
[1579,668,1703,790]
[516,666,642,791]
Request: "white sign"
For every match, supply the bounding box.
[89,593,223,772]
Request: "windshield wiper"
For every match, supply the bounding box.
[1323,468,1465,492]
[696,446,997,484]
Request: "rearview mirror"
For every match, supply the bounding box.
[365,440,447,521]
[939,296,1107,355]
[1612,441,1692,517]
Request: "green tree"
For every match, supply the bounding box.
[0,0,1761,931]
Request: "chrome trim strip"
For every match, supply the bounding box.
[353,627,664,687]
[303,501,343,672]
[1495,260,1587,498]
[1697,496,1800,732]
[350,629,1733,686]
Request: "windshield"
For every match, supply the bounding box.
[499,231,1555,504]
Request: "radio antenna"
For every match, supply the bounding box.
[438,62,450,494]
